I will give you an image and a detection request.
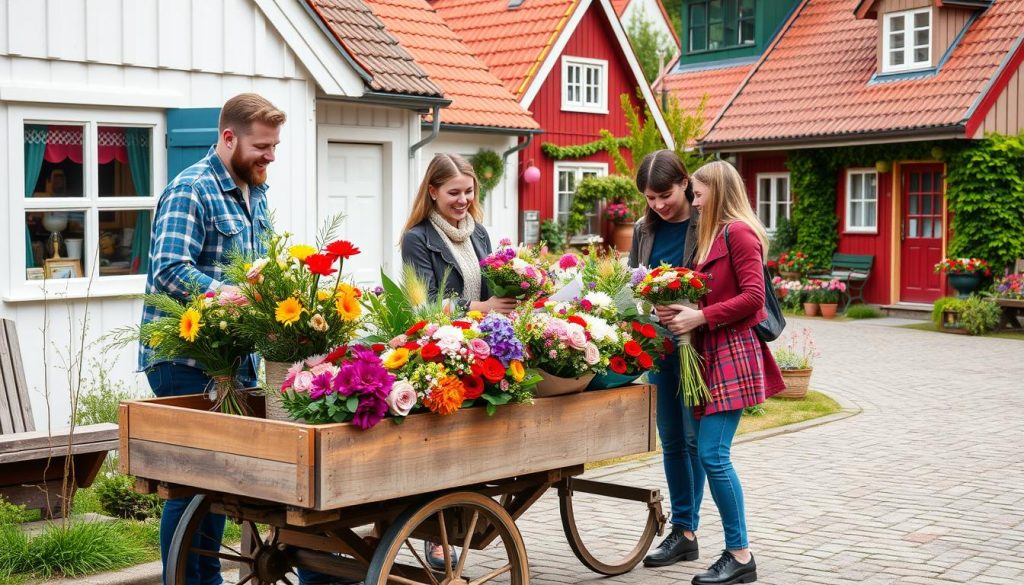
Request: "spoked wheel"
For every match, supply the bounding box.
[167,494,294,585]
[558,477,665,576]
[365,491,529,585]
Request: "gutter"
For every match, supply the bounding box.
[431,123,544,136]
[700,125,967,153]
[318,92,451,112]
[410,104,442,158]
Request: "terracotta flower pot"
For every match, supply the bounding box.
[803,302,819,317]
[777,367,811,399]
[819,303,838,319]
[612,222,635,253]
[535,370,596,397]
[263,359,295,421]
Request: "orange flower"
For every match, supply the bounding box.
[335,293,361,320]
[424,376,465,415]
[179,308,203,342]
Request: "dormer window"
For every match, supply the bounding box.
[882,8,931,73]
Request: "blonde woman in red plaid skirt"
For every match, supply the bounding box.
[657,160,785,585]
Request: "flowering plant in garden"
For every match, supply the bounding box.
[380,312,541,417]
[772,328,819,370]
[777,251,814,275]
[934,257,993,276]
[603,202,635,224]
[223,222,363,363]
[772,277,805,311]
[634,263,713,406]
[479,239,552,299]
[995,274,1024,299]
[818,278,847,304]
[279,344,395,428]
[112,287,253,414]
[514,308,611,379]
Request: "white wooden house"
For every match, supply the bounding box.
[0,0,536,429]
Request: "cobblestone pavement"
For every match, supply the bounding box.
[501,318,1024,585]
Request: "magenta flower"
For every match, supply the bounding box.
[309,371,335,400]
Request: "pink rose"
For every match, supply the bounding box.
[217,288,248,307]
[310,363,334,377]
[386,380,417,416]
[424,323,439,336]
[292,371,315,393]
[469,338,490,360]
[389,334,409,349]
[583,342,600,365]
[566,324,588,350]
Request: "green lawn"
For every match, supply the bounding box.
[899,321,1024,341]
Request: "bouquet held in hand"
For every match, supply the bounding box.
[479,239,551,299]
[635,264,712,406]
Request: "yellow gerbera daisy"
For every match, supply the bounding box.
[508,360,526,383]
[335,293,361,321]
[179,308,203,342]
[382,348,410,370]
[317,290,331,302]
[466,310,484,321]
[289,244,317,262]
[275,297,305,326]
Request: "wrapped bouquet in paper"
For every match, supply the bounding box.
[634,264,713,407]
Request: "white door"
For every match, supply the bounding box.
[321,142,385,286]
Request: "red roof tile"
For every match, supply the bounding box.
[364,0,539,129]
[703,0,1024,147]
[431,0,580,98]
[306,0,444,97]
[659,61,754,138]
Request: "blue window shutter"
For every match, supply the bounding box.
[166,108,221,178]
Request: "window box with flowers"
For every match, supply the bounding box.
[934,257,992,299]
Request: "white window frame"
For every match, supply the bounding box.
[882,8,932,73]
[845,168,879,234]
[755,173,791,233]
[6,105,165,302]
[561,56,608,114]
[553,162,608,236]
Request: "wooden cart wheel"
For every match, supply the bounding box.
[558,479,664,576]
[167,495,293,585]
[365,491,529,585]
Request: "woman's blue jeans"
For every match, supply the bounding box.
[649,349,705,531]
[146,360,256,585]
[693,409,748,550]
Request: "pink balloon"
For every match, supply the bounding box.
[523,165,541,184]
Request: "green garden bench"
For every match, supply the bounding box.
[810,253,874,310]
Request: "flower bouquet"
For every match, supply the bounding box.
[279,344,395,428]
[515,307,611,395]
[934,257,992,276]
[479,239,552,299]
[380,312,541,417]
[603,202,635,224]
[360,264,452,343]
[634,264,712,407]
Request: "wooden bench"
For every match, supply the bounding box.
[810,253,874,310]
[1,318,118,518]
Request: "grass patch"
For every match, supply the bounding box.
[738,390,841,434]
[0,521,149,579]
[845,305,882,319]
[898,322,1024,341]
[588,389,843,469]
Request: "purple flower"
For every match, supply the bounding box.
[373,286,385,296]
[334,345,394,399]
[309,371,335,400]
[351,395,389,429]
[630,266,648,287]
[478,314,525,366]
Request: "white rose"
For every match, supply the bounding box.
[583,342,600,365]
[386,380,418,416]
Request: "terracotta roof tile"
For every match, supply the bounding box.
[703,0,1024,146]
[306,0,444,97]
[659,61,754,139]
[364,0,539,129]
[431,0,580,98]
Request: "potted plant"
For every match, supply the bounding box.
[802,279,821,317]
[772,328,818,400]
[934,257,992,299]
[604,202,636,252]
[818,278,846,318]
[777,251,813,280]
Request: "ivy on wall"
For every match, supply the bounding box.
[565,175,640,236]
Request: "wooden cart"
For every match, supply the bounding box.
[119,384,665,584]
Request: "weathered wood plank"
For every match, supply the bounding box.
[126,401,307,464]
[128,439,306,507]
[316,385,655,510]
[0,424,118,455]
[0,439,118,464]
[1,319,34,434]
[119,403,130,474]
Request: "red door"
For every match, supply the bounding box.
[899,164,945,302]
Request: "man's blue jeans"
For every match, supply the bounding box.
[693,409,748,549]
[648,349,705,531]
[146,361,255,585]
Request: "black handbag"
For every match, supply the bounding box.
[724,225,786,342]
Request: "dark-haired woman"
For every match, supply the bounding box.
[628,149,705,568]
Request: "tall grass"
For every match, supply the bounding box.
[0,521,148,579]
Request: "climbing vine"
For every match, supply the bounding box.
[565,175,640,236]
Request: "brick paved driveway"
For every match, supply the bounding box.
[507,318,1024,585]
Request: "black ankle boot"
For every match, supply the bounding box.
[643,526,698,567]
[691,550,757,584]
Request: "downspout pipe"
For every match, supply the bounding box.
[502,132,535,166]
[409,104,442,158]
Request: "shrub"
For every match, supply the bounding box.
[768,215,798,260]
[0,498,31,527]
[539,219,565,254]
[931,297,963,328]
[74,362,140,426]
[94,473,162,520]
[959,296,1000,335]
[845,305,881,319]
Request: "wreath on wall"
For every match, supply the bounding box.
[470,149,503,204]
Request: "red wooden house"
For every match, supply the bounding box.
[433,0,673,241]
[676,0,1024,307]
